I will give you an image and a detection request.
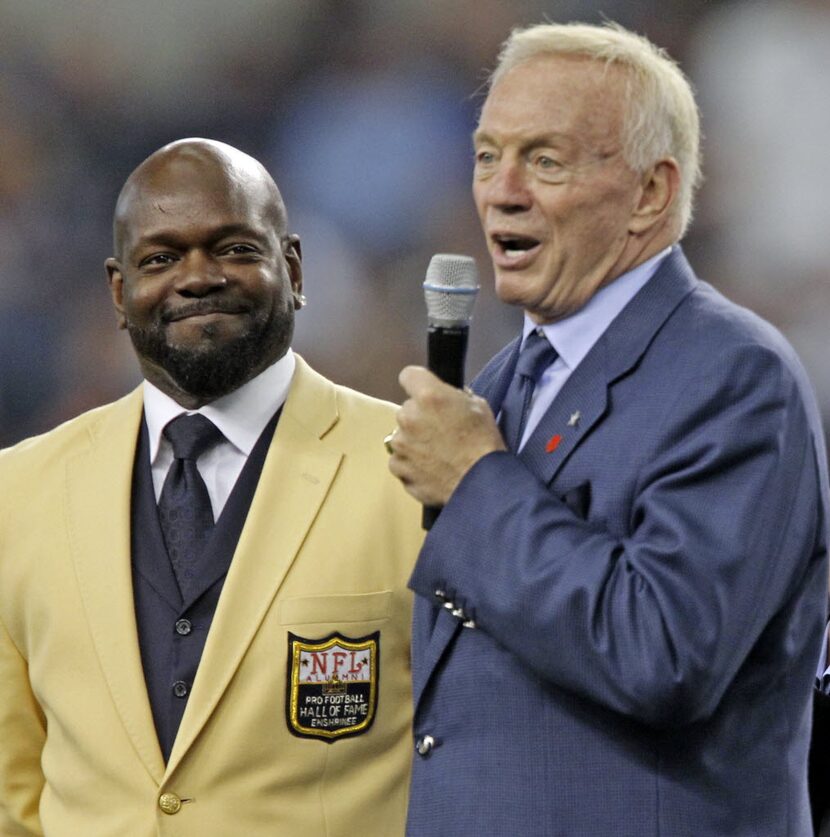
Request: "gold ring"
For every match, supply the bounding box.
[383,431,396,455]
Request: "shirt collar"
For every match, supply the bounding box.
[143,349,296,464]
[522,246,673,370]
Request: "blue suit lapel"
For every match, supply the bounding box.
[518,353,609,482]
[520,247,698,484]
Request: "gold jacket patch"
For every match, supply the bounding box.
[286,631,380,742]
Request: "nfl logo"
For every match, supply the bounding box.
[286,631,380,742]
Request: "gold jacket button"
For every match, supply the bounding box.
[158,792,182,815]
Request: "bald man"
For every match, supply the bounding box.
[0,139,422,836]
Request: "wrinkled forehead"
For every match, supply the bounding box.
[479,54,628,148]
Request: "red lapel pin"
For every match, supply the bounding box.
[546,434,562,453]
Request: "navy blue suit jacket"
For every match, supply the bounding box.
[407,248,829,836]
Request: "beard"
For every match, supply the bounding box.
[126,303,294,401]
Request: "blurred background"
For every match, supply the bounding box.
[2,0,829,452]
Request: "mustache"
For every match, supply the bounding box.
[162,299,251,323]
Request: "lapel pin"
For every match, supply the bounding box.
[567,411,581,428]
[546,434,562,453]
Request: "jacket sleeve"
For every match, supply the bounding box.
[0,613,45,836]
[410,343,828,728]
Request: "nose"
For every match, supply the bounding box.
[174,250,226,296]
[478,158,532,214]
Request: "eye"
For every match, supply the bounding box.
[473,148,499,178]
[220,243,261,259]
[475,148,497,164]
[139,253,176,269]
[532,153,561,171]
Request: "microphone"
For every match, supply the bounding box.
[422,254,479,530]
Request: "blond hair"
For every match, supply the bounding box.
[491,22,702,236]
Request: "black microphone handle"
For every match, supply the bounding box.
[423,324,469,529]
[427,325,468,389]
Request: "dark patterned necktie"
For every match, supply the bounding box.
[157,414,224,596]
[499,329,558,452]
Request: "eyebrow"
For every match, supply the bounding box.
[131,223,271,252]
[472,129,575,150]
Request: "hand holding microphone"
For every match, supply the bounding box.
[386,255,505,528]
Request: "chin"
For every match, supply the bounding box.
[166,318,244,347]
[494,276,533,310]
[128,309,292,401]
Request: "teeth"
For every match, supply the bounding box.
[504,248,526,260]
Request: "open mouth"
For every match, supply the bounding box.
[492,233,542,263]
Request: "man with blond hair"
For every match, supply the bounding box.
[388,21,829,836]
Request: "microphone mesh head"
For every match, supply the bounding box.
[423,254,479,325]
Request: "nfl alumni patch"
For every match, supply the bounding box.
[286,631,379,742]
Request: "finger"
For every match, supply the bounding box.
[387,450,412,483]
[398,365,443,398]
[395,399,421,434]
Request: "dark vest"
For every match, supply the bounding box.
[130,410,279,761]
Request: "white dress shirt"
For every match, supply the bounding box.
[516,246,673,451]
[143,349,295,520]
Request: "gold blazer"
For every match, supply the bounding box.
[0,357,423,836]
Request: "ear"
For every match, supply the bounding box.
[283,234,304,307]
[105,258,128,330]
[628,158,681,235]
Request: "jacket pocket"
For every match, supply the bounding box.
[278,591,392,625]
[560,481,591,520]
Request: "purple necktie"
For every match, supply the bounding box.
[157,414,223,596]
